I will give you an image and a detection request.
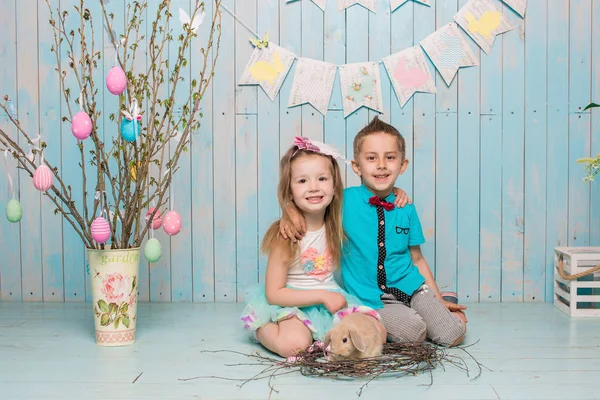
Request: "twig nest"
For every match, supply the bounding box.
[91,216,111,244]
[5,199,22,223]
[163,210,182,236]
[33,165,53,192]
[71,111,93,140]
[106,66,127,95]
[144,238,162,263]
[145,207,163,230]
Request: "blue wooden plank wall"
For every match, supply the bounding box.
[0,0,598,303]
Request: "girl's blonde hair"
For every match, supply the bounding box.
[261,146,345,267]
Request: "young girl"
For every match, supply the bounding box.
[240,137,380,360]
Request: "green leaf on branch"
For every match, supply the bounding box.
[100,313,110,326]
[109,303,118,315]
[120,303,129,314]
[114,316,121,329]
[123,317,130,328]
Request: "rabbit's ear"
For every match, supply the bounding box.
[349,328,366,352]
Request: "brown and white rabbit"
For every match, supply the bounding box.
[324,311,387,361]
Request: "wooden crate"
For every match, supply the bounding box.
[554,247,600,317]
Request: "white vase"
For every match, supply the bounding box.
[88,247,140,346]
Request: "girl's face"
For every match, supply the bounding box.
[290,154,335,216]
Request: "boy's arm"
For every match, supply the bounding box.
[391,187,412,208]
[409,245,467,312]
[279,203,306,242]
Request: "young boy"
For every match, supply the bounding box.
[281,116,467,346]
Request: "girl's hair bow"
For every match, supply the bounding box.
[292,136,349,164]
[293,136,320,152]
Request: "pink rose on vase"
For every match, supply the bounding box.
[128,291,137,307]
[101,272,132,303]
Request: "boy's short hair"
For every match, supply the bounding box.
[353,116,406,159]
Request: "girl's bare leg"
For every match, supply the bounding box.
[256,317,313,358]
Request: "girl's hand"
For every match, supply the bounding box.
[392,187,412,208]
[322,292,348,315]
[279,206,306,242]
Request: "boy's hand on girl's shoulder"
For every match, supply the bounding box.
[279,206,306,242]
[392,187,412,208]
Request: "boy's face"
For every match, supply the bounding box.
[351,132,408,198]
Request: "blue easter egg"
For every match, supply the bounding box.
[120,118,140,142]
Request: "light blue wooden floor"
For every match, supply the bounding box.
[1,302,599,400]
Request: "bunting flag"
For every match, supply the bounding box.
[337,0,377,13]
[454,0,515,55]
[383,46,436,108]
[238,43,296,101]
[339,62,384,117]
[311,0,327,10]
[501,0,527,18]
[420,23,478,86]
[390,0,430,12]
[288,58,337,115]
[237,0,529,116]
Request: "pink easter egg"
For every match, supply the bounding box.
[145,207,163,230]
[71,111,93,140]
[33,165,53,192]
[91,216,111,244]
[106,66,127,95]
[162,210,182,236]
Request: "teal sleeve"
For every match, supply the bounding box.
[408,204,425,246]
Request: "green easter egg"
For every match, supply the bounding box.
[6,199,23,223]
[144,237,162,263]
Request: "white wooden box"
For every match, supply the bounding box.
[554,247,600,317]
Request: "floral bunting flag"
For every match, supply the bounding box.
[454,0,515,55]
[383,46,436,108]
[288,58,337,115]
[311,0,327,10]
[390,0,430,12]
[501,0,527,18]
[420,23,478,86]
[339,62,384,117]
[238,43,296,101]
[337,0,377,13]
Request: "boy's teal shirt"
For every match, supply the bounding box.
[341,184,425,309]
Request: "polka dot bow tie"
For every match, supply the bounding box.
[368,196,394,211]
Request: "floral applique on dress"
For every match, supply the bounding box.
[300,247,334,281]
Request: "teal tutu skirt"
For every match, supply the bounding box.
[240,285,363,342]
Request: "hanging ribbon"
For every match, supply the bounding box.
[78,91,85,111]
[4,149,14,199]
[95,190,103,217]
[151,199,156,239]
[114,37,125,66]
[26,135,42,164]
[95,190,110,218]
